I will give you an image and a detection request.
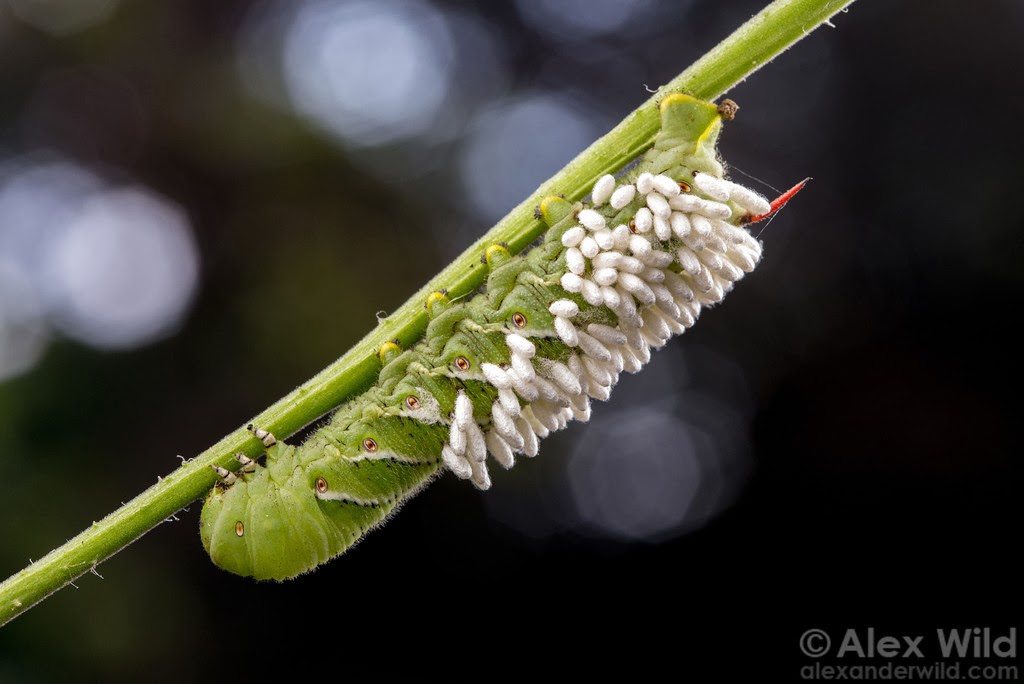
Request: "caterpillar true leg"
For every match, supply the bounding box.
[246,424,276,448]
[211,465,237,486]
[235,453,257,473]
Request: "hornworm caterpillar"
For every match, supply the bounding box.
[200,94,803,580]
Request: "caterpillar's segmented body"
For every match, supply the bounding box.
[201,94,794,580]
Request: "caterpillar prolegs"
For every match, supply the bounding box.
[200,94,803,580]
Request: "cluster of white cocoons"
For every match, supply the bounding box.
[443,171,769,489]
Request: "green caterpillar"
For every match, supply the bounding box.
[200,93,799,580]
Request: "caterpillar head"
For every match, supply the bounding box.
[200,421,443,580]
[200,442,344,581]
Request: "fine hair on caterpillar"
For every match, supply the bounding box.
[200,93,805,581]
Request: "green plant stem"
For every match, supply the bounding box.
[0,0,855,627]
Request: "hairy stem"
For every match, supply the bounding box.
[0,0,855,627]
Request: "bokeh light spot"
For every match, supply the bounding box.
[282,0,454,147]
[459,93,604,223]
[41,187,199,350]
[567,406,703,542]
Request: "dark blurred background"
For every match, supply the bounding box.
[1,0,1021,681]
